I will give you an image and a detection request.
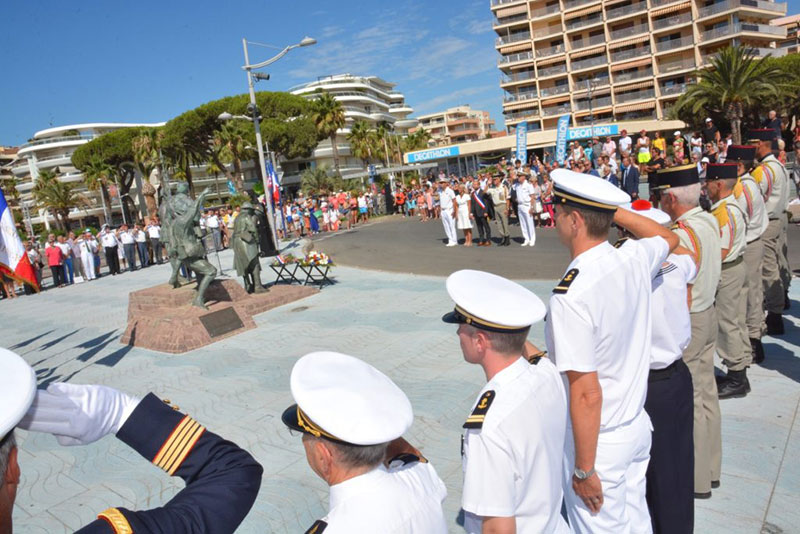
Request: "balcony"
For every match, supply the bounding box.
[751,47,788,57]
[610,45,651,62]
[739,22,787,37]
[610,23,650,41]
[498,50,534,65]
[505,108,541,121]
[660,82,687,96]
[614,67,654,83]
[605,2,647,20]
[571,54,608,71]
[542,104,573,117]
[658,57,696,73]
[494,13,529,27]
[575,95,613,110]
[540,85,572,98]
[651,0,684,6]
[491,0,526,6]
[532,26,563,39]
[615,88,655,103]
[655,35,694,52]
[652,12,693,31]
[20,134,94,149]
[496,32,531,46]
[500,70,536,84]
[572,34,607,50]
[697,0,787,19]
[504,91,538,102]
[700,25,737,42]
[536,43,567,57]
[531,4,561,18]
[563,0,601,10]
[566,14,604,31]
[538,63,568,77]
[574,74,610,88]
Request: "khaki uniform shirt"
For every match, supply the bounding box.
[734,173,768,243]
[752,154,790,219]
[486,185,508,207]
[672,206,722,313]
[711,194,746,263]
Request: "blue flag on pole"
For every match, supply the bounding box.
[515,121,528,164]
[555,114,571,165]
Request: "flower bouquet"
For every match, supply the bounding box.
[301,250,335,267]
[271,253,297,267]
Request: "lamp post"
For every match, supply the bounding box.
[238,36,316,252]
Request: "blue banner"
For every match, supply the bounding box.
[568,124,619,141]
[515,121,528,164]
[555,114,571,165]
[407,146,460,163]
[227,180,236,194]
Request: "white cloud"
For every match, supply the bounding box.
[413,85,497,114]
[320,25,344,38]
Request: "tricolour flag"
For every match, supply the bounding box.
[0,188,38,292]
[266,161,280,204]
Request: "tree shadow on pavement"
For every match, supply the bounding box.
[38,329,81,351]
[9,330,55,350]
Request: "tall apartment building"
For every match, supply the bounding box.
[492,0,788,134]
[772,14,800,53]
[414,106,496,146]
[285,74,417,185]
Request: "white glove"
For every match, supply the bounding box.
[18,383,141,446]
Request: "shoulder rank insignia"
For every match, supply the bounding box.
[711,201,729,229]
[527,350,547,365]
[463,390,495,429]
[305,519,328,534]
[613,237,629,249]
[553,268,579,294]
[388,452,427,467]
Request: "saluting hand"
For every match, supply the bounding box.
[573,473,604,513]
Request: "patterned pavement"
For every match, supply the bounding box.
[2,244,800,533]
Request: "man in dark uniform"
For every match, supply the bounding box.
[470,177,492,246]
[2,347,263,534]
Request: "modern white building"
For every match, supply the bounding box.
[284,74,418,186]
[413,106,497,146]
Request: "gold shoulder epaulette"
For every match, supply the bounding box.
[463,390,495,429]
[712,201,729,229]
[553,268,579,294]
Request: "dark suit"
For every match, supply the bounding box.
[76,393,263,534]
[621,165,640,198]
[471,189,492,244]
[605,173,619,188]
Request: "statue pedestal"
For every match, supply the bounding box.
[120,279,318,354]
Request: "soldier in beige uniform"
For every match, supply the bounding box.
[487,174,511,246]
[706,163,749,399]
[728,145,769,364]
[653,164,722,499]
[750,129,791,335]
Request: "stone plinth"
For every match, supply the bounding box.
[121,279,318,354]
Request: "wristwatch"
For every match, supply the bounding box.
[573,467,596,480]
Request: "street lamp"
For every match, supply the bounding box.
[239,36,316,252]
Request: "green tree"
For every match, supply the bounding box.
[347,120,376,168]
[764,53,800,129]
[213,121,256,192]
[310,91,346,177]
[81,156,114,224]
[673,46,785,144]
[301,166,341,195]
[32,170,87,231]
[205,157,225,202]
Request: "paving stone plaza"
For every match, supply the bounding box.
[3,226,800,533]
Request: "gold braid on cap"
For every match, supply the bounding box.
[454,305,529,332]
[296,406,345,442]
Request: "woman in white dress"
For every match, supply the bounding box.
[455,184,473,247]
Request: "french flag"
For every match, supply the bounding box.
[0,188,38,292]
[266,160,280,204]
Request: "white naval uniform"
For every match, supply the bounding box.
[514,180,536,245]
[546,237,669,534]
[461,356,570,534]
[78,238,97,280]
[651,254,696,370]
[440,187,458,245]
[314,461,448,533]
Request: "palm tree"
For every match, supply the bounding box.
[675,46,785,144]
[213,122,255,192]
[301,166,341,195]
[311,91,346,177]
[347,120,375,168]
[82,156,114,224]
[205,158,224,202]
[131,128,163,180]
[32,169,87,231]
[374,122,391,167]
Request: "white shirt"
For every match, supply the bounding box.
[649,252,696,370]
[546,238,669,429]
[118,231,135,245]
[440,187,457,211]
[754,154,790,218]
[514,181,535,206]
[206,215,220,229]
[608,157,619,174]
[56,242,71,257]
[619,136,632,154]
[735,174,768,243]
[462,357,570,534]
[318,462,447,533]
[99,231,118,248]
[134,230,146,243]
[147,225,161,239]
[357,196,367,208]
[78,238,97,257]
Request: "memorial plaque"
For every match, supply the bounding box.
[199,307,245,338]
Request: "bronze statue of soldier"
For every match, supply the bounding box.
[232,202,267,294]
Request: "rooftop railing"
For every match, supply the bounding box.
[20,134,93,149]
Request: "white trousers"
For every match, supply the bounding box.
[81,253,96,280]
[441,211,458,245]
[518,205,536,245]
[563,412,652,534]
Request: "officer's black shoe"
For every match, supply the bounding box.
[694,491,712,499]
[785,291,791,310]
[750,338,765,364]
[765,312,785,336]
[718,369,748,399]
[711,480,720,489]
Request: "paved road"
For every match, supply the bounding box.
[314,214,800,281]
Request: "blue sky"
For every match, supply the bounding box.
[0,0,505,146]
[2,0,798,146]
